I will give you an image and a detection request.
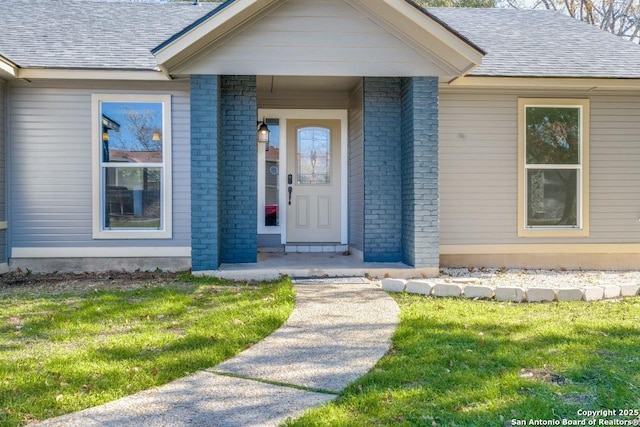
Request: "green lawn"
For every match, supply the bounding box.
[0,274,294,427]
[286,294,640,427]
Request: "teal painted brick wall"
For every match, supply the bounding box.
[219,75,258,263]
[401,77,439,267]
[190,75,221,271]
[363,77,439,267]
[363,77,403,262]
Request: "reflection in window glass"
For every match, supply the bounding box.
[527,169,577,227]
[100,101,164,231]
[101,102,163,163]
[297,127,330,184]
[525,107,579,165]
[264,119,279,227]
[524,105,582,228]
[105,167,161,229]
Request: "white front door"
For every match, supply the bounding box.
[286,119,341,243]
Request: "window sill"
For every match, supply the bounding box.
[92,229,172,240]
[518,228,589,238]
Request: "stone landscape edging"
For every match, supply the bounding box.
[380,278,640,302]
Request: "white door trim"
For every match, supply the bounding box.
[258,109,348,245]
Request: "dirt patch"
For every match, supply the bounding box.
[519,368,569,386]
[0,270,188,296]
[559,392,597,406]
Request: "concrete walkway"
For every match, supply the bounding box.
[35,277,400,427]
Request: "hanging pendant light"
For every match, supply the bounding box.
[257,119,270,151]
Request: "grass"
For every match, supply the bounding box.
[286,294,640,427]
[0,273,295,427]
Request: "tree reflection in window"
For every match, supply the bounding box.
[100,101,164,230]
[525,106,581,227]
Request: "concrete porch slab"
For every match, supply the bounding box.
[200,252,438,281]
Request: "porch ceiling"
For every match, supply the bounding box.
[257,75,362,109]
[257,76,361,93]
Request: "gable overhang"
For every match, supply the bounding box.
[0,55,18,79]
[348,0,484,77]
[153,0,484,81]
[153,0,281,74]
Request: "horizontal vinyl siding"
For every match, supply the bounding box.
[0,80,6,263]
[175,0,449,77]
[440,93,518,244]
[0,79,6,222]
[9,83,191,249]
[440,91,640,245]
[348,82,364,252]
[589,96,640,241]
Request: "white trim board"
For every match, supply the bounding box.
[11,247,191,259]
[19,69,170,81]
[447,76,640,91]
[441,244,640,255]
[91,93,173,240]
[0,58,17,79]
[258,109,349,245]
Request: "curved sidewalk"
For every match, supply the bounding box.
[35,278,400,427]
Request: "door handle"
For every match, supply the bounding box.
[288,186,293,205]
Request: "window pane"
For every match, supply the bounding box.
[101,102,163,163]
[526,107,580,165]
[527,169,578,227]
[265,119,279,227]
[297,127,330,184]
[104,167,161,229]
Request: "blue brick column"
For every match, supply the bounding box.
[190,75,221,271]
[362,77,403,262]
[401,77,439,268]
[219,76,257,263]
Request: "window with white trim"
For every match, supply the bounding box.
[92,94,172,239]
[518,98,589,237]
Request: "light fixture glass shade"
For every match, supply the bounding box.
[102,131,109,141]
[257,122,270,144]
[152,131,161,141]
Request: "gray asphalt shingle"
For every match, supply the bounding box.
[429,7,640,78]
[0,0,219,70]
[2,1,640,78]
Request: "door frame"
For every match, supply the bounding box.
[258,109,348,245]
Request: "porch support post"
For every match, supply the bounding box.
[190,75,221,271]
[362,77,403,262]
[362,76,440,269]
[401,77,439,269]
[219,75,258,263]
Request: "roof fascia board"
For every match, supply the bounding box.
[348,0,484,74]
[154,0,280,72]
[0,56,18,79]
[17,69,171,81]
[449,76,640,90]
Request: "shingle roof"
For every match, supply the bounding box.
[429,7,640,78]
[2,1,640,78]
[0,0,219,70]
